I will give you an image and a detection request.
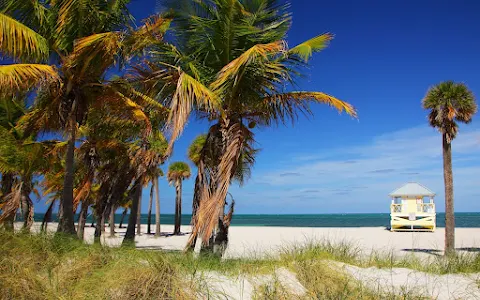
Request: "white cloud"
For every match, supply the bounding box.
[234,124,480,213]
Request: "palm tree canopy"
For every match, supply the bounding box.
[152,0,356,153]
[167,161,191,183]
[188,134,207,166]
[423,81,477,142]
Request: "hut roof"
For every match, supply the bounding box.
[389,182,435,197]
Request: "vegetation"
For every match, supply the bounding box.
[422,81,477,255]
[167,162,191,235]
[4,231,476,299]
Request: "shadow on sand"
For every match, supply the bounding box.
[401,247,480,256]
[456,247,480,252]
[401,248,442,256]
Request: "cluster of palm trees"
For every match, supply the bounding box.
[0,0,356,252]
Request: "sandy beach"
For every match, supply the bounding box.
[28,222,480,258]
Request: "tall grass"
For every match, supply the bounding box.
[1,231,477,299]
[279,237,480,275]
[0,231,192,299]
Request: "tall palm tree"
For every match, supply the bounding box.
[146,168,164,234]
[154,176,161,237]
[422,81,477,255]
[167,162,191,235]
[152,0,356,248]
[123,130,169,244]
[187,134,207,232]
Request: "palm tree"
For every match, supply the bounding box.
[152,0,356,249]
[187,134,207,229]
[422,81,477,255]
[154,176,161,237]
[146,168,164,234]
[0,94,26,230]
[147,184,154,234]
[0,93,59,232]
[123,131,169,244]
[167,162,191,235]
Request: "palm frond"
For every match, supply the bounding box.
[262,91,357,123]
[166,71,219,155]
[423,81,477,141]
[0,182,22,224]
[288,33,333,62]
[188,134,207,166]
[0,13,49,61]
[129,88,169,112]
[126,15,172,54]
[211,41,285,92]
[167,161,191,182]
[0,0,49,30]
[67,32,123,78]
[0,64,59,90]
[115,91,152,136]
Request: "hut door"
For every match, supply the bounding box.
[402,199,408,212]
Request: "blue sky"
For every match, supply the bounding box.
[36,0,480,213]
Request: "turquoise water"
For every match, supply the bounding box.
[33,212,480,228]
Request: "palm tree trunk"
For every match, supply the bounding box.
[94,190,107,243]
[189,174,201,250]
[147,184,153,234]
[41,200,55,232]
[119,207,128,228]
[94,206,103,244]
[174,179,182,235]
[154,177,161,237]
[77,201,88,240]
[1,173,14,231]
[109,205,116,237]
[443,133,455,255]
[213,200,227,255]
[123,177,143,244]
[136,191,142,235]
[20,193,33,232]
[102,201,113,234]
[101,210,106,233]
[57,120,77,235]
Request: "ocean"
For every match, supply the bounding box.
[33,212,480,228]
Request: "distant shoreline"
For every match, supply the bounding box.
[30,212,480,228]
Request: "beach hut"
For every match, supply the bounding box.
[389,182,436,232]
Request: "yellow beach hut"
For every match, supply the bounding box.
[389,182,436,232]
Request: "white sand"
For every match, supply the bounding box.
[28,223,480,258]
[336,261,480,300]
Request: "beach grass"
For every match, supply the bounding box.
[279,237,480,275]
[1,231,477,299]
[0,231,192,300]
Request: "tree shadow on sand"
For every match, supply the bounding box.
[401,247,480,256]
[401,248,442,256]
[456,247,480,252]
[134,245,183,252]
